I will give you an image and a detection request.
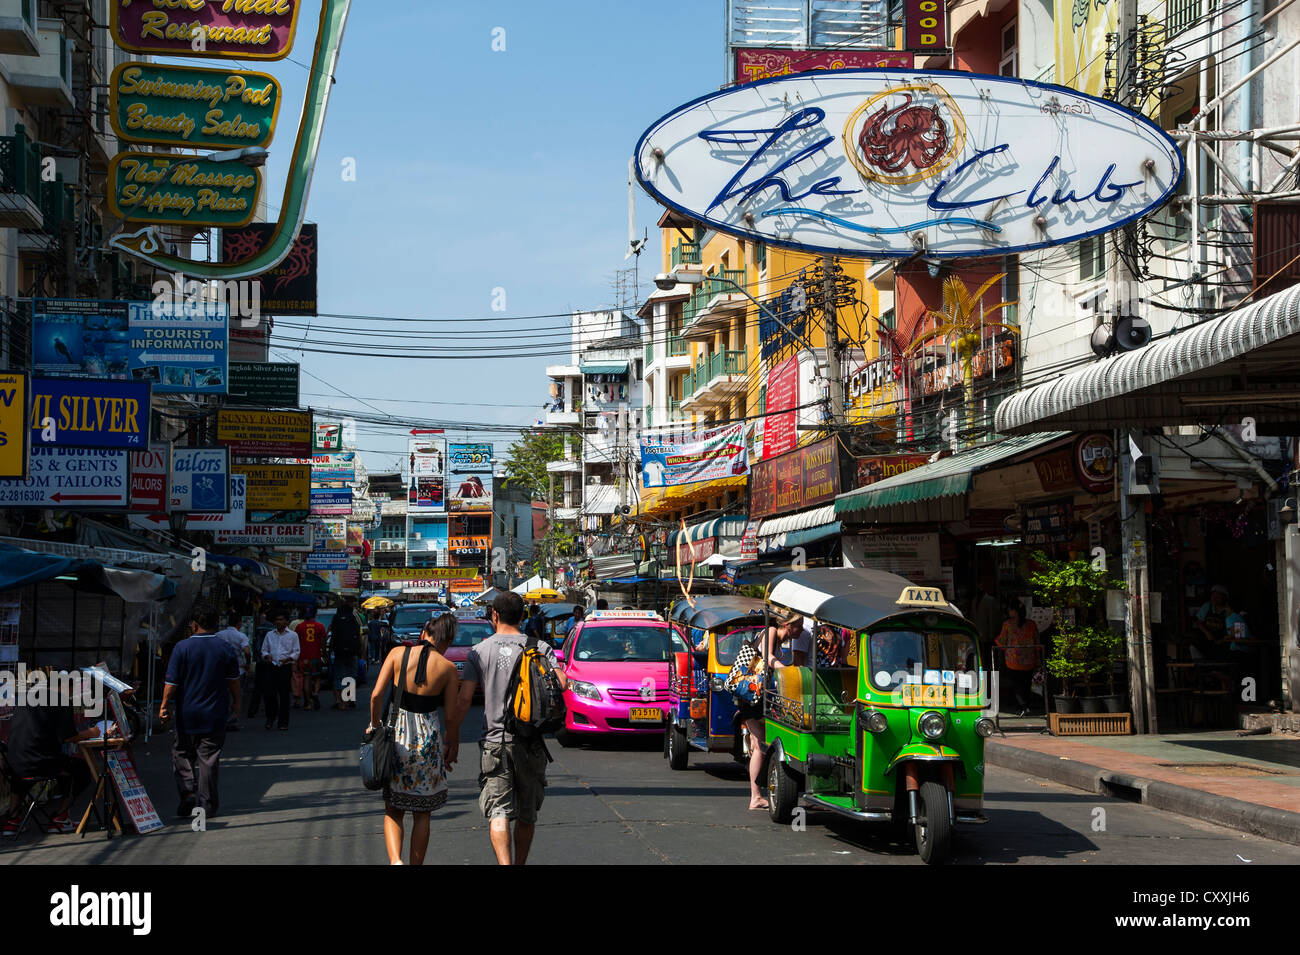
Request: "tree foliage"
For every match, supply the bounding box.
[1027,551,1126,690]
[500,429,565,501]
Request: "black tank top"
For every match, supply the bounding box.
[395,641,443,713]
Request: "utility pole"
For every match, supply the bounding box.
[822,255,844,425]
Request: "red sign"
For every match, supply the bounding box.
[855,454,929,488]
[129,447,168,513]
[112,0,302,61]
[764,355,799,459]
[750,437,840,521]
[904,0,948,52]
[1074,432,1116,494]
[675,537,716,565]
[735,48,914,85]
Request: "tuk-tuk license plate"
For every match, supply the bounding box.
[629,707,664,723]
[899,684,955,706]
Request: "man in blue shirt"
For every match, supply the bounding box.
[161,610,240,819]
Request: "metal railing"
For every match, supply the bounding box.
[667,335,688,357]
[671,239,701,267]
[0,124,42,204]
[644,340,654,365]
[39,177,73,234]
[683,350,747,397]
[1167,0,1202,36]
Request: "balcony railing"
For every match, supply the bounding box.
[671,239,701,268]
[683,350,747,397]
[0,123,41,204]
[684,269,747,328]
[667,335,688,357]
[644,340,653,365]
[38,176,73,234]
[645,407,653,429]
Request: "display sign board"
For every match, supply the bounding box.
[1022,498,1074,546]
[109,152,261,228]
[449,535,490,554]
[33,299,229,395]
[105,749,163,835]
[309,487,352,515]
[634,70,1184,259]
[370,567,482,582]
[130,473,247,533]
[217,408,311,457]
[763,355,798,459]
[448,442,493,512]
[1033,447,1077,494]
[305,552,348,571]
[855,454,929,488]
[231,462,310,511]
[1075,432,1115,493]
[129,446,168,512]
[313,420,343,452]
[749,436,840,520]
[735,48,913,84]
[111,0,303,61]
[170,447,230,512]
[0,447,129,508]
[110,62,281,150]
[843,532,943,590]
[0,372,28,479]
[904,0,948,53]
[227,361,299,406]
[29,378,149,450]
[221,223,318,316]
[215,522,312,549]
[640,422,749,488]
[408,437,446,511]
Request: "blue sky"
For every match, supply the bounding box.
[251,1,722,475]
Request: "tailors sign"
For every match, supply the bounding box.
[634,70,1184,258]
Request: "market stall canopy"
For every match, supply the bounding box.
[757,504,840,553]
[996,283,1300,434]
[0,543,176,601]
[834,433,1067,523]
[472,587,502,605]
[207,553,278,593]
[300,573,331,594]
[262,589,319,608]
[523,587,566,602]
[512,575,551,595]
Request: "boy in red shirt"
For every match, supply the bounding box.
[295,608,328,710]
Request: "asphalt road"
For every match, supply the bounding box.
[6,702,1300,865]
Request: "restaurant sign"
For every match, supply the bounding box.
[855,454,929,488]
[749,437,840,521]
[111,0,303,61]
[110,63,281,150]
[109,153,261,228]
[635,70,1183,259]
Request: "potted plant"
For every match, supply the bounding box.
[1027,552,1126,715]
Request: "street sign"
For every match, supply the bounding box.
[0,447,129,509]
[215,522,312,550]
[129,446,169,512]
[110,62,282,150]
[0,372,28,479]
[29,378,149,451]
[109,152,261,228]
[111,0,304,61]
[170,447,231,512]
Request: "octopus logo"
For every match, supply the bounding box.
[842,84,967,186]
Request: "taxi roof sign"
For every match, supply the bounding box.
[896,586,948,608]
[589,609,664,621]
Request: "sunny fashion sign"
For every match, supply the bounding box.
[634,70,1183,259]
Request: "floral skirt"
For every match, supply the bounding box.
[383,706,448,813]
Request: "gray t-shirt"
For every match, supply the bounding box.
[464,631,558,745]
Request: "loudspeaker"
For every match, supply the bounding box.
[1115,316,1152,351]
[1090,323,1115,358]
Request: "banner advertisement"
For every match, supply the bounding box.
[170,447,231,512]
[309,518,347,551]
[640,422,749,488]
[286,452,356,483]
[763,355,798,459]
[227,361,299,407]
[129,446,168,512]
[0,447,129,509]
[231,462,310,513]
[29,378,149,451]
[105,750,164,835]
[313,420,343,452]
[370,567,481,582]
[32,299,229,395]
[0,372,28,479]
[214,523,312,549]
[309,487,352,515]
[448,442,493,512]
[221,223,318,316]
[305,552,349,571]
[735,47,913,85]
[408,436,446,512]
[217,408,312,457]
[749,437,840,521]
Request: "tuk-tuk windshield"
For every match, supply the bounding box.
[714,626,764,667]
[867,629,980,693]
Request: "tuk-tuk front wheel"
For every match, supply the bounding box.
[767,755,800,824]
[914,780,952,865]
[667,723,689,770]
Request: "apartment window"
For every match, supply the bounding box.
[878,307,896,331]
[999,20,1018,77]
[754,241,766,270]
[1078,236,1106,281]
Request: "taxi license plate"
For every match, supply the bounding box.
[628,707,664,723]
[899,684,954,706]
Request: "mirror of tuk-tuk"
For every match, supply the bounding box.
[865,628,984,700]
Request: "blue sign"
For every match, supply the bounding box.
[170,447,230,512]
[305,552,349,570]
[310,488,352,513]
[32,298,229,395]
[29,378,150,450]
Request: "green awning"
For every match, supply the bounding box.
[580,362,629,376]
[300,572,331,593]
[834,432,1068,518]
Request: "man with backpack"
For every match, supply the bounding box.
[448,591,567,865]
[327,597,363,710]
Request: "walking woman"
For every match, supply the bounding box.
[366,613,460,865]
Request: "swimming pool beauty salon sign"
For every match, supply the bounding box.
[634,70,1184,259]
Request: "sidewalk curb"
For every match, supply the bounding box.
[986,740,1300,848]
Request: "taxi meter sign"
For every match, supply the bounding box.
[896,586,947,608]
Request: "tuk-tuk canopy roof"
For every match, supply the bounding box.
[668,595,767,631]
[766,568,966,631]
[539,602,579,620]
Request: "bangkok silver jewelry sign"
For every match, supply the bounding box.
[634,70,1184,259]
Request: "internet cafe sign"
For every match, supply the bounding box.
[635,71,1183,259]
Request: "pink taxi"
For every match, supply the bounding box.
[555,610,687,744]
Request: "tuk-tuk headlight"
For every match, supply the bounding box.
[864,710,889,734]
[975,717,996,738]
[919,710,947,740]
[710,675,727,692]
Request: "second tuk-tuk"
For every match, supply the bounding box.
[762,567,993,864]
[663,596,767,770]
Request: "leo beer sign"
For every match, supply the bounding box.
[634,71,1183,259]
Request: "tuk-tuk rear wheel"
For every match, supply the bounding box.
[914,780,952,865]
[667,723,689,770]
[767,756,799,824]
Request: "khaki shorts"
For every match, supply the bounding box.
[478,740,547,823]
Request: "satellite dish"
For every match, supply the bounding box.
[1090,323,1115,358]
[1115,316,1152,351]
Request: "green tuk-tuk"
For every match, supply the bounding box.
[762,567,992,864]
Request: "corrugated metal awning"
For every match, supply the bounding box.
[757,504,837,539]
[995,283,1300,434]
[671,515,748,545]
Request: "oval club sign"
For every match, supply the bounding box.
[634,70,1184,259]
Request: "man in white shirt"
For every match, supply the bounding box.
[214,611,251,731]
[260,611,300,731]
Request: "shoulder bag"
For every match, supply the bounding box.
[359,645,411,790]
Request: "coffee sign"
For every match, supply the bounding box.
[635,70,1183,259]
[111,63,281,150]
[109,153,261,227]
[111,0,303,61]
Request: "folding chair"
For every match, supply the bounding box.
[0,742,59,839]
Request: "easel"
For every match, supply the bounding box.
[76,736,126,838]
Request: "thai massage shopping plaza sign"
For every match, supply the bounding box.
[635,70,1184,258]
[109,153,260,227]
